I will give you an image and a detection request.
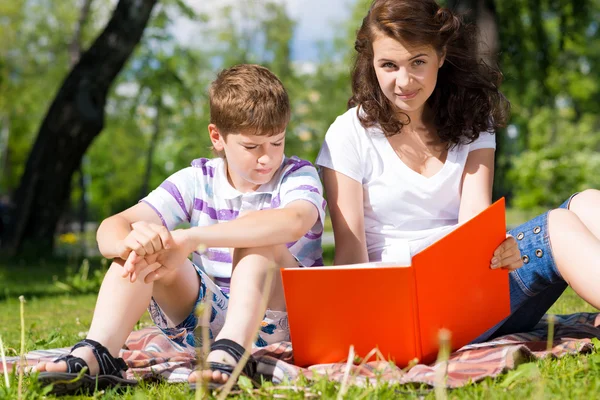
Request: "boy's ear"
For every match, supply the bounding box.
[208,124,225,152]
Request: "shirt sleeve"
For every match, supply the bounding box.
[315,110,364,183]
[278,159,326,229]
[141,167,197,229]
[469,131,496,152]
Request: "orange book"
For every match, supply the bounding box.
[281,198,510,367]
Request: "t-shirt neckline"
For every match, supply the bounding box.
[378,133,457,184]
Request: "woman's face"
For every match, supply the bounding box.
[372,33,445,121]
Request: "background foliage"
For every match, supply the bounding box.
[0,0,599,250]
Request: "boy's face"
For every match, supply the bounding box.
[209,124,286,192]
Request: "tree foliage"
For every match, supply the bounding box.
[1,0,599,256]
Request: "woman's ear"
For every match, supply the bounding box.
[438,47,447,68]
[208,124,224,152]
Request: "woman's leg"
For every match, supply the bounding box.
[567,189,600,238]
[37,257,199,375]
[548,204,600,309]
[189,244,296,384]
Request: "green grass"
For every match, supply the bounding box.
[1,255,599,399]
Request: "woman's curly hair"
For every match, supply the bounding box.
[348,0,510,147]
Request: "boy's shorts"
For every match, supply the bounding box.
[148,263,290,348]
[474,193,578,342]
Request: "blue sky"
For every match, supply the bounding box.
[173,0,356,63]
[286,0,355,61]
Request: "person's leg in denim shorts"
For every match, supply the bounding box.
[477,190,600,341]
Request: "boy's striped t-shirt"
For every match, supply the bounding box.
[142,156,326,289]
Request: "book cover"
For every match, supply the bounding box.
[281,198,510,367]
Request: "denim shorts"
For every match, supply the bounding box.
[148,263,290,348]
[474,193,578,342]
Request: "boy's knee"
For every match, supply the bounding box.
[233,244,294,267]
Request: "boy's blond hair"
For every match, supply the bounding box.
[209,64,291,140]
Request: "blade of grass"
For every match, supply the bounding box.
[195,286,213,400]
[337,345,355,400]
[216,261,277,400]
[546,314,556,352]
[18,296,25,400]
[0,335,9,388]
[434,328,451,400]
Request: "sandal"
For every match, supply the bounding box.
[189,338,259,391]
[37,338,137,395]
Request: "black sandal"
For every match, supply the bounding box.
[37,338,138,395]
[189,338,259,391]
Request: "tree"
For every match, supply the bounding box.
[2,0,158,256]
[69,0,95,235]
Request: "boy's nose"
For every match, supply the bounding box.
[258,153,270,164]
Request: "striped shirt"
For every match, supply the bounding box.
[142,156,326,289]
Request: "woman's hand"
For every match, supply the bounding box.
[490,234,523,271]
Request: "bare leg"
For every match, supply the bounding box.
[568,189,600,238]
[548,207,600,309]
[188,244,296,384]
[37,258,199,375]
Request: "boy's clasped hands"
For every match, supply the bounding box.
[117,222,191,283]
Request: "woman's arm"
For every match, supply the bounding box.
[459,148,522,270]
[458,148,495,224]
[321,167,369,265]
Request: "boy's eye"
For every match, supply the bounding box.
[271,142,283,147]
[243,145,258,150]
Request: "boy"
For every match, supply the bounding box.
[37,64,325,394]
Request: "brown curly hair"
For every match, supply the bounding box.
[349,0,510,146]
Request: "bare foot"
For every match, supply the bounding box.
[35,346,100,375]
[188,349,236,385]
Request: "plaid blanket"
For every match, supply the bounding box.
[3,313,599,389]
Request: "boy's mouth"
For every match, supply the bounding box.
[256,168,273,175]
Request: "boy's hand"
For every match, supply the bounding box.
[490,234,523,271]
[116,222,173,259]
[124,229,195,283]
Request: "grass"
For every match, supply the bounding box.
[1,253,600,399]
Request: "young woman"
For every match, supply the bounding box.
[316,0,600,339]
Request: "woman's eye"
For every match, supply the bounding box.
[382,62,395,68]
[413,59,426,66]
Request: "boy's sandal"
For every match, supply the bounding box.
[37,338,138,395]
[189,338,259,391]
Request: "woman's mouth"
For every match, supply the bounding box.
[396,90,418,100]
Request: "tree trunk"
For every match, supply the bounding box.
[140,97,161,199]
[2,0,157,257]
[446,0,507,200]
[71,0,94,235]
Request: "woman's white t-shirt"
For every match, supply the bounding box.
[315,106,496,264]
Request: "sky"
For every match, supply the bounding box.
[172,0,356,63]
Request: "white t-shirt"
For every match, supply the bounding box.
[316,106,495,264]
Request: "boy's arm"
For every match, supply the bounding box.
[182,199,319,250]
[97,202,171,259]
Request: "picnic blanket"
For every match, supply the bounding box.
[3,313,600,389]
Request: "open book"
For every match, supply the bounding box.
[281,198,510,367]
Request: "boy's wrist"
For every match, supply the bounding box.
[186,226,207,252]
